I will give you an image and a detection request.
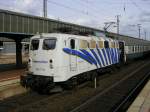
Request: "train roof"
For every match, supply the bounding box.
[32,33,117,42]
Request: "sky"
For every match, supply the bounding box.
[0,0,150,40]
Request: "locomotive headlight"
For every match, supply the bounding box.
[49,59,53,69]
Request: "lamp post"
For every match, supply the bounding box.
[43,0,47,18]
[116,15,121,40]
[137,24,141,39]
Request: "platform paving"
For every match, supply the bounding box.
[0,68,26,100]
[0,69,25,81]
[0,68,26,91]
[127,80,150,112]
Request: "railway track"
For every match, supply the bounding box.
[114,72,150,112]
[70,62,150,112]
[0,58,150,112]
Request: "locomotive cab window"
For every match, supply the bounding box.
[30,39,39,50]
[70,39,75,49]
[43,39,56,50]
[104,41,109,48]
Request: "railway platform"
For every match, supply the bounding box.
[0,62,27,87]
[0,69,25,86]
[0,68,26,100]
[127,79,150,112]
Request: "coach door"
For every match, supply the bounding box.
[69,38,77,71]
[119,41,125,63]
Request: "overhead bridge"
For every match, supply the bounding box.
[0,9,101,67]
[0,9,149,67]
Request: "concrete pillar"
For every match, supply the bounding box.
[15,39,22,67]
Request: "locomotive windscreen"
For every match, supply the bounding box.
[30,39,39,50]
[43,39,56,50]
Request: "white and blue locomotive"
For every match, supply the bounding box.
[20,33,125,92]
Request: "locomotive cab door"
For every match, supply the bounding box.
[69,38,77,71]
[119,41,125,63]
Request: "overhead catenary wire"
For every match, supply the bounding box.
[72,0,110,17]
[47,0,88,15]
[47,0,104,28]
[129,0,145,12]
[67,0,117,30]
[47,0,104,19]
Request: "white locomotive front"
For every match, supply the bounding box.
[21,33,125,93]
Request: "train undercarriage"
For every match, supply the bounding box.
[20,64,120,94]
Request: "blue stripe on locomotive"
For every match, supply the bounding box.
[63,47,120,68]
[96,46,105,67]
[101,49,109,65]
[80,49,97,66]
[90,49,102,67]
[63,48,94,65]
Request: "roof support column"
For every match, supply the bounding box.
[15,39,22,67]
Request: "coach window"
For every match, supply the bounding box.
[70,39,75,49]
[90,41,96,48]
[87,42,90,48]
[80,40,88,49]
[111,42,114,48]
[135,46,137,52]
[114,42,117,48]
[99,41,104,48]
[104,41,109,48]
[135,46,136,52]
[132,46,135,52]
[111,42,115,48]
[114,42,116,48]
[138,46,140,52]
